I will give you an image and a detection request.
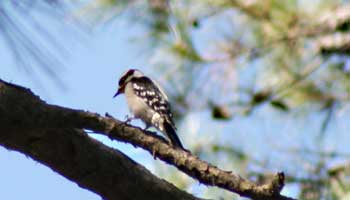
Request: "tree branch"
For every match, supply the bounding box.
[316,33,350,54]
[0,79,296,200]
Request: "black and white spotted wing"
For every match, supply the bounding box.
[130,76,175,125]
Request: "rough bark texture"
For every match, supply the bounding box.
[0,79,296,200]
[1,128,199,200]
[0,80,199,200]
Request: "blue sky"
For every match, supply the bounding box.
[0,9,149,199]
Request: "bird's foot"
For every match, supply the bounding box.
[143,124,151,131]
[124,115,135,124]
[152,148,157,160]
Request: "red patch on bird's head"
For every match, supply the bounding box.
[118,69,135,86]
[114,69,138,97]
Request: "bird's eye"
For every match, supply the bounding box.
[119,77,126,86]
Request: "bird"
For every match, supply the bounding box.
[113,69,185,150]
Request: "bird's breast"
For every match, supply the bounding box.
[125,83,154,122]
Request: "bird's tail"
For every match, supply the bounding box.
[163,121,185,150]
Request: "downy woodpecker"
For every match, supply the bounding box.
[114,69,185,150]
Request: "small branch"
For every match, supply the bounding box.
[0,79,296,200]
[65,112,294,200]
[316,33,350,54]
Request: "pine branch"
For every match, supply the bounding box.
[0,79,296,200]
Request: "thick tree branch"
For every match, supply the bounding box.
[0,128,198,200]
[0,81,199,200]
[0,79,296,200]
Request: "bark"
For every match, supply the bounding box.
[0,80,199,200]
[0,79,296,200]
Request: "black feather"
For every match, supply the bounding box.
[131,76,175,125]
[131,76,185,149]
[163,121,185,150]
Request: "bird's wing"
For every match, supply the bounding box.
[130,76,175,126]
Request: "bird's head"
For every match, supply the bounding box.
[113,69,144,97]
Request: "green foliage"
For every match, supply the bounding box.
[79,1,350,199]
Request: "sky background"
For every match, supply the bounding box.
[0,9,147,199]
[1,1,350,200]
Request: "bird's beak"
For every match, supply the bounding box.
[113,91,120,98]
[113,86,123,98]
